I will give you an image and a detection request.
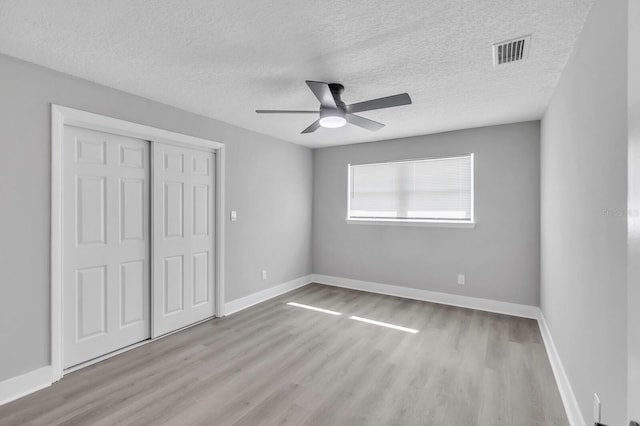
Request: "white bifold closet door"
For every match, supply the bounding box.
[152,143,215,337]
[63,126,150,368]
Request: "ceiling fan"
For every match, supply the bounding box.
[256,81,412,134]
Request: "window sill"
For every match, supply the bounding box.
[346,218,476,228]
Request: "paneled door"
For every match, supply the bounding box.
[152,143,215,337]
[63,126,150,368]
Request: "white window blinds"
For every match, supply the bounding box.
[348,154,474,222]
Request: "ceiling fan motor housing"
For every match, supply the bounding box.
[319,105,346,128]
[320,84,347,128]
[320,105,346,118]
[328,83,345,107]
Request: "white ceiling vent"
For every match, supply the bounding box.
[493,35,531,66]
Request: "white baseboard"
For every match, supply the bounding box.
[224,274,312,315]
[0,366,52,406]
[0,274,581,426]
[310,274,540,319]
[537,313,586,426]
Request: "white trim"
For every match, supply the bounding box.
[50,107,64,382]
[0,367,52,406]
[346,218,476,228]
[216,147,226,316]
[225,275,312,315]
[52,105,223,151]
[149,142,157,338]
[4,272,582,425]
[469,152,475,222]
[50,104,225,380]
[537,313,586,426]
[310,274,539,319]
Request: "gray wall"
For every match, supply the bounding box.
[0,54,313,382]
[540,0,628,424]
[313,122,541,306]
[629,0,640,421]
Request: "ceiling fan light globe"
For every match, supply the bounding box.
[319,116,347,128]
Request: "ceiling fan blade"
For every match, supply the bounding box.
[256,110,318,114]
[346,93,412,114]
[306,81,338,108]
[301,119,322,134]
[346,114,385,131]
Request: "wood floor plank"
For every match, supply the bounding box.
[0,283,568,425]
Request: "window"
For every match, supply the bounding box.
[347,154,474,226]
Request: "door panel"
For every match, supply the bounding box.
[193,156,209,176]
[193,251,209,305]
[193,184,209,236]
[120,260,145,326]
[63,126,150,368]
[76,176,106,245]
[164,182,184,238]
[164,151,184,172]
[153,143,215,337]
[76,139,106,164]
[120,178,145,242]
[120,145,145,169]
[76,266,107,340]
[163,255,184,315]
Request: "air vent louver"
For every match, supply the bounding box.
[493,35,531,66]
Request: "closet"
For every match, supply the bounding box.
[56,108,222,371]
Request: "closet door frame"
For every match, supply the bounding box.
[51,105,225,382]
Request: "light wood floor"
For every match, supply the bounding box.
[0,284,568,425]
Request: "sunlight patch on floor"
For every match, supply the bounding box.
[349,316,419,333]
[286,302,342,316]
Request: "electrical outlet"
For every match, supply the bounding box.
[593,393,601,423]
[261,270,267,281]
[230,210,237,221]
[457,274,465,285]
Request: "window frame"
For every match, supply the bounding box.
[346,154,475,228]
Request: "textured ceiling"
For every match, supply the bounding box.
[0,0,594,148]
